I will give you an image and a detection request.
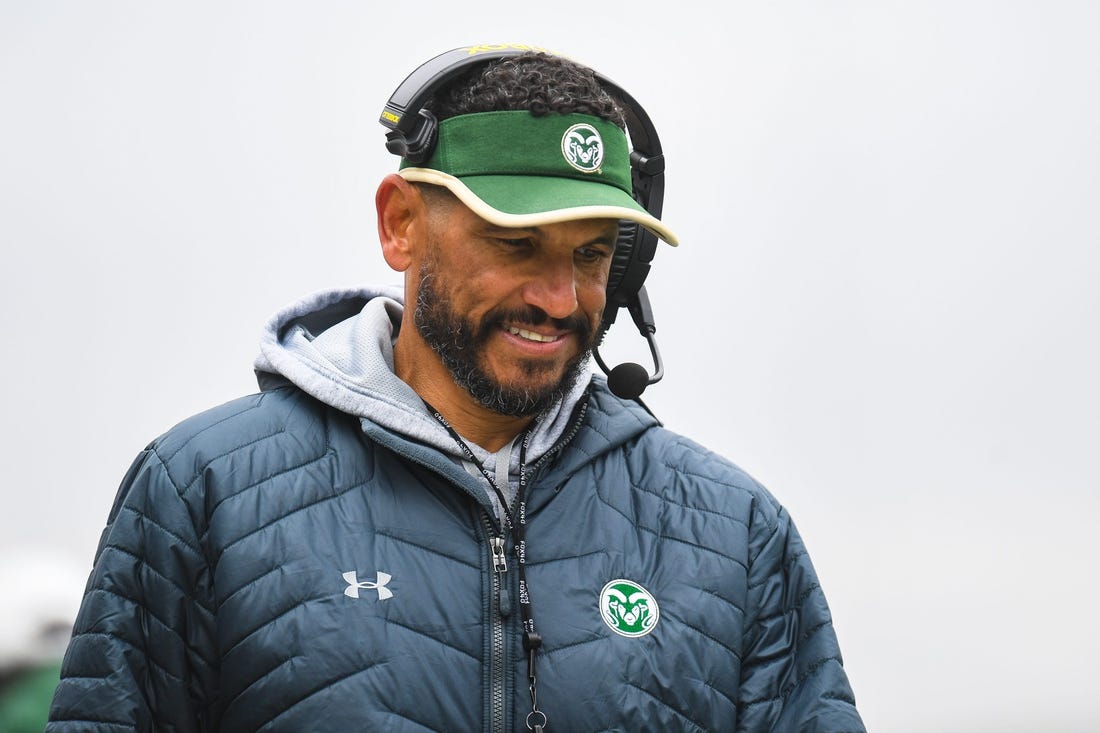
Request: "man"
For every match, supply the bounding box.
[48,48,865,731]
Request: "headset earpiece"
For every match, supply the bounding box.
[603,220,658,327]
[384,109,439,163]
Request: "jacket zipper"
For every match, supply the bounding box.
[485,395,587,731]
[485,515,509,733]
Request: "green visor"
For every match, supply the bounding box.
[399,111,678,246]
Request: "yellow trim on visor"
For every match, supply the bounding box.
[399,168,680,247]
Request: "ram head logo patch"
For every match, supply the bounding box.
[562,123,604,173]
[599,579,659,637]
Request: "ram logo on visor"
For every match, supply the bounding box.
[562,123,604,173]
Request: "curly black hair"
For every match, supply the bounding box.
[427,52,626,128]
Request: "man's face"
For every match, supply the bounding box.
[412,194,617,417]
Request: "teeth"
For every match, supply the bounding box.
[507,326,557,343]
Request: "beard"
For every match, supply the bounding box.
[413,261,596,417]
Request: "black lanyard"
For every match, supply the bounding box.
[423,402,548,732]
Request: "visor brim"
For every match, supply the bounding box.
[400,168,679,246]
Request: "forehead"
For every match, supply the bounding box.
[483,216,620,243]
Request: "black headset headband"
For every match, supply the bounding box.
[380,45,669,399]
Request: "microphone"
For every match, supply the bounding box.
[607,362,651,400]
[594,286,664,400]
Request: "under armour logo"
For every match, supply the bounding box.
[342,570,393,600]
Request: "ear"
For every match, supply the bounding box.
[376,173,424,272]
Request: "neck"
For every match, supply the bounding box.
[429,402,533,454]
[394,334,533,453]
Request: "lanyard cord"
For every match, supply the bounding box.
[422,402,548,732]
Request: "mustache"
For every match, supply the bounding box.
[477,305,593,344]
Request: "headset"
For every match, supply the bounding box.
[380,44,669,400]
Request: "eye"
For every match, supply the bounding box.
[497,237,533,250]
[576,245,611,264]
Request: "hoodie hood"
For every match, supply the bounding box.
[253,286,595,498]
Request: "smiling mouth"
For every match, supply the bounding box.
[504,325,561,343]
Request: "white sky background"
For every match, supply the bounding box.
[2,2,1098,730]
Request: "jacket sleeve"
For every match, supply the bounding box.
[736,505,866,733]
[47,447,216,732]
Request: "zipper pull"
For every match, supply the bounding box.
[490,535,512,617]
[490,535,508,573]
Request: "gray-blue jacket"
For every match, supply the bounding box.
[48,289,864,732]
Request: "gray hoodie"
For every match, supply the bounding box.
[253,286,592,519]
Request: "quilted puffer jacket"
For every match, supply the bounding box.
[48,289,864,732]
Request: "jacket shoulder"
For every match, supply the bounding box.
[575,378,783,525]
[637,425,785,526]
[147,385,351,496]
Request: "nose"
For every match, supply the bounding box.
[522,256,579,320]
